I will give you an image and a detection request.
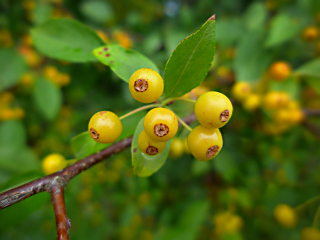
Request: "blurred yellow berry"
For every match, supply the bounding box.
[58,73,71,86]
[169,138,184,159]
[189,86,210,99]
[0,29,13,47]
[21,34,33,47]
[138,192,151,206]
[96,30,109,43]
[0,108,16,121]
[22,0,35,10]
[43,66,58,79]
[264,91,290,109]
[302,26,319,42]
[0,92,14,104]
[273,204,297,228]
[13,108,25,119]
[20,73,34,86]
[232,82,251,102]
[217,66,231,78]
[42,153,67,175]
[213,212,243,236]
[19,47,41,67]
[112,30,133,49]
[242,93,261,111]
[269,61,291,81]
[301,227,320,240]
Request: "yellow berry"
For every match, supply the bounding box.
[301,227,320,240]
[273,204,297,228]
[144,108,178,142]
[195,91,233,129]
[129,68,164,103]
[43,66,58,79]
[264,91,290,109]
[242,93,261,111]
[88,111,123,143]
[232,82,251,102]
[138,130,166,155]
[269,61,291,81]
[42,153,67,175]
[302,26,319,42]
[169,138,184,158]
[20,73,34,86]
[187,125,223,161]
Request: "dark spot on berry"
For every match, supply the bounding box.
[99,111,107,116]
[220,109,229,122]
[90,128,99,139]
[206,145,219,158]
[134,79,148,92]
[146,146,158,155]
[154,123,169,137]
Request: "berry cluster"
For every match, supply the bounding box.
[188,91,233,161]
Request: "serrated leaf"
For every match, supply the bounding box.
[34,78,62,121]
[163,15,216,98]
[0,48,27,91]
[131,117,171,177]
[31,18,104,62]
[294,58,320,77]
[93,44,159,82]
[234,32,273,82]
[265,14,303,47]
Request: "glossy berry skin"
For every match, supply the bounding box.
[129,68,164,103]
[269,62,291,81]
[195,91,233,129]
[144,108,178,142]
[273,204,297,228]
[88,111,123,143]
[187,125,223,161]
[42,153,67,175]
[138,130,166,155]
[231,82,251,102]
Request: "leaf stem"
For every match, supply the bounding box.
[119,104,161,120]
[313,204,320,228]
[295,195,320,214]
[176,113,193,132]
[162,97,196,106]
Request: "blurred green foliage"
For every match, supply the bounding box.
[1,0,320,239]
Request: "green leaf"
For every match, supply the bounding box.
[215,18,243,47]
[295,58,320,77]
[234,32,273,82]
[163,15,216,98]
[71,131,110,159]
[33,2,52,25]
[31,18,104,62]
[0,120,26,153]
[33,78,62,121]
[265,14,303,47]
[93,44,159,82]
[0,171,44,192]
[71,111,144,159]
[131,117,171,177]
[80,0,114,23]
[244,2,267,31]
[0,48,27,91]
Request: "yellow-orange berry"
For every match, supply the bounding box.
[187,125,223,161]
[273,204,297,228]
[138,130,166,155]
[263,91,290,109]
[88,111,123,143]
[129,68,164,103]
[301,227,320,240]
[195,91,233,129]
[231,82,251,102]
[144,108,178,142]
[42,153,67,175]
[302,26,319,42]
[269,61,291,81]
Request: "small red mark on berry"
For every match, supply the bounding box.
[99,111,107,116]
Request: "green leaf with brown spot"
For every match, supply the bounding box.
[163,15,216,98]
[93,44,159,82]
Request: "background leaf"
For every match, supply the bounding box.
[234,32,273,82]
[294,58,320,77]
[80,0,114,23]
[163,15,216,98]
[93,44,159,82]
[31,18,104,62]
[131,117,171,177]
[33,78,62,121]
[0,48,27,91]
[265,14,303,47]
[243,2,267,31]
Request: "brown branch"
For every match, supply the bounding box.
[51,186,70,240]
[304,109,320,117]
[0,114,197,210]
[303,120,320,140]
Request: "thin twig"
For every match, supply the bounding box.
[51,186,70,240]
